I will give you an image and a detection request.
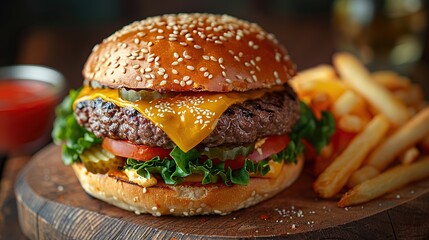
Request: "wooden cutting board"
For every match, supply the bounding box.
[15,144,429,239]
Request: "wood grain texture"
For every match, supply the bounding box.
[15,144,429,239]
[0,155,29,240]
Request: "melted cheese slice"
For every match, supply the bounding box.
[74,86,282,152]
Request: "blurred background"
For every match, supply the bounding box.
[1,0,428,91]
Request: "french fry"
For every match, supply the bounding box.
[313,114,390,198]
[293,64,337,82]
[347,165,380,188]
[399,147,419,165]
[296,80,347,101]
[332,90,366,117]
[338,156,429,207]
[338,114,366,133]
[393,85,424,108]
[372,71,411,90]
[333,53,409,126]
[365,107,429,171]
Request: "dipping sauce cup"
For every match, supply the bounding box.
[0,65,65,153]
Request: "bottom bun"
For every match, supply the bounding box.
[72,156,304,216]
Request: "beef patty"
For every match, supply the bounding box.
[74,85,300,149]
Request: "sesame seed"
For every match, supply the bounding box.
[215,40,223,44]
[218,58,224,64]
[180,81,186,87]
[183,76,190,81]
[172,69,179,74]
[174,52,179,58]
[134,38,140,44]
[152,206,158,211]
[136,76,142,81]
[276,78,282,84]
[248,40,254,47]
[179,42,188,46]
[177,57,183,62]
[256,56,261,61]
[169,37,177,41]
[170,208,175,213]
[145,68,152,72]
[186,80,193,85]
[148,41,153,46]
[173,79,180,84]
[202,55,210,60]
[160,80,167,86]
[274,71,279,78]
[244,62,251,67]
[221,71,226,77]
[194,44,202,49]
[234,56,240,62]
[187,65,195,71]
[142,187,147,193]
[225,78,232,83]
[208,74,213,79]
[163,73,168,79]
[199,67,207,71]
[132,65,140,69]
[203,72,209,77]
[252,75,258,81]
[172,61,178,66]
[210,56,217,62]
[141,48,149,53]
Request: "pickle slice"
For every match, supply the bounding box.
[118,88,175,102]
[80,145,124,174]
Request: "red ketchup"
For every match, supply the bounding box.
[0,79,58,151]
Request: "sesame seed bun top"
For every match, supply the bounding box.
[83,13,296,92]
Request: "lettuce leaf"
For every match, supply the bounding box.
[52,89,102,165]
[125,146,271,185]
[290,101,336,153]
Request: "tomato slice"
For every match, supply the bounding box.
[220,135,291,170]
[248,135,290,161]
[102,138,171,161]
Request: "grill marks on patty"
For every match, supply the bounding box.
[74,86,299,149]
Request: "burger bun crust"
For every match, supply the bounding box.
[72,156,303,216]
[83,13,296,92]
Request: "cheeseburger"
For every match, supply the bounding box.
[53,13,334,216]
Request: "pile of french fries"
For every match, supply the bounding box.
[291,52,429,207]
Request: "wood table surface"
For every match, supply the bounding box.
[11,145,429,239]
